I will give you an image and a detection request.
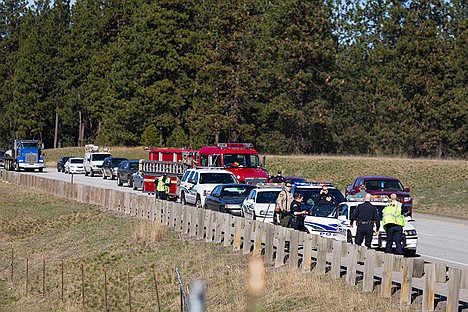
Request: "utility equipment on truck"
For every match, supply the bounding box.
[4,139,45,172]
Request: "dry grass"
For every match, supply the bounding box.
[0,182,416,311]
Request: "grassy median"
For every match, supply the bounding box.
[0,182,414,311]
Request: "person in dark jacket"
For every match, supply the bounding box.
[314,185,336,205]
[350,193,380,248]
[271,170,285,183]
[289,193,308,231]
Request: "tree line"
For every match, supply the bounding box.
[0,0,466,157]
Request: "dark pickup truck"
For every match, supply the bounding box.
[345,176,413,217]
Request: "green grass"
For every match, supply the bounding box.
[44,147,468,219]
[0,182,412,311]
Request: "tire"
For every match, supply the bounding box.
[38,168,43,172]
[117,176,123,186]
[196,196,202,208]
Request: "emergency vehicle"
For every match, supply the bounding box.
[140,148,197,198]
[241,183,283,223]
[197,143,268,185]
[303,195,418,256]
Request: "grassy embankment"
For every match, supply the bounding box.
[44,147,468,219]
[0,183,411,311]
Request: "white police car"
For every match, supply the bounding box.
[303,195,418,256]
[241,183,283,223]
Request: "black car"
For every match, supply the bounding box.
[204,184,256,215]
[116,160,139,187]
[57,156,73,172]
[101,157,128,180]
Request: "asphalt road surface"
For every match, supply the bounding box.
[17,169,468,268]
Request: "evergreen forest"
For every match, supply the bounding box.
[0,0,466,157]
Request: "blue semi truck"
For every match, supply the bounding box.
[4,140,45,172]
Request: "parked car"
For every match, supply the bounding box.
[345,176,413,217]
[116,160,139,187]
[204,184,255,215]
[241,185,282,223]
[179,168,238,208]
[84,152,112,177]
[57,156,73,172]
[132,171,144,191]
[64,158,85,174]
[101,157,127,180]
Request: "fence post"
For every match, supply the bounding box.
[264,224,275,264]
[447,268,461,312]
[242,219,253,254]
[346,244,358,284]
[330,240,342,278]
[233,218,244,251]
[362,248,375,292]
[423,263,436,311]
[275,227,287,268]
[205,210,213,242]
[253,222,264,257]
[381,253,394,298]
[302,234,313,272]
[190,206,198,237]
[214,212,223,244]
[400,258,413,306]
[289,230,299,269]
[196,208,205,240]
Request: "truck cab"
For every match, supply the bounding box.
[197,143,268,185]
[83,145,111,177]
[4,140,45,172]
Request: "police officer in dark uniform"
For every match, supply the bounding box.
[350,193,380,248]
[289,193,308,231]
[271,170,285,183]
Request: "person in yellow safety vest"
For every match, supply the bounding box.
[382,193,408,255]
[156,174,171,200]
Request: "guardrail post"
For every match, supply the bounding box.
[381,253,394,298]
[275,227,287,268]
[330,240,342,278]
[264,224,275,264]
[253,222,263,257]
[447,268,461,312]
[242,219,253,254]
[289,230,299,269]
[204,210,213,242]
[233,218,243,251]
[214,212,223,243]
[345,244,357,284]
[400,258,413,306]
[362,248,375,292]
[423,263,436,311]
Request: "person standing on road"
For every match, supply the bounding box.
[156,174,171,200]
[271,170,285,183]
[382,193,408,255]
[275,182,294,227]
[350,193,380,248]
[289,193,308,231]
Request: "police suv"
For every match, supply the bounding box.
[303,195,418,256]
[241,183,283,223]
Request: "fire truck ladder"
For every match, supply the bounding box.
[141,160,189,175]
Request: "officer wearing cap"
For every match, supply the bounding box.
[350,193,380,248]
[275,182,294,226]
[271,170,285,183]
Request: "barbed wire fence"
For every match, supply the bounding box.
[0,245,208,311]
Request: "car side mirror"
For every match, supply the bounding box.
[404,187,410,192]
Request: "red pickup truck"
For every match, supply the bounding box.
[345,176,413,217]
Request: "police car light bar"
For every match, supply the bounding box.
[295,182,334,187]
[256,182,284,188]
[216,143,254,149]
[346,194,390,202]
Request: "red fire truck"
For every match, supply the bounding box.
[140,148,197,197]
[197,143,268,184]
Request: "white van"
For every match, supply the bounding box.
[84,152,111,176]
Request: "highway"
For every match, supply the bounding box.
[22,168,468,267]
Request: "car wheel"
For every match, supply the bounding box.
[117,176,123,186]
[196,196,202,208]
[180,193,186,205]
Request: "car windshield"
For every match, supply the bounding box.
[256,191,280,204]
[200,173,237,184]
[223,154,260,168]
[70,159,83,164]
[21,142,39,148]
[129,162,139,170]
[111,158,126,165]
[221,186,255,197]
[295,188,346,204]
[92,154,111,161]
[364,180,404,191]
[309,204,338,218]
